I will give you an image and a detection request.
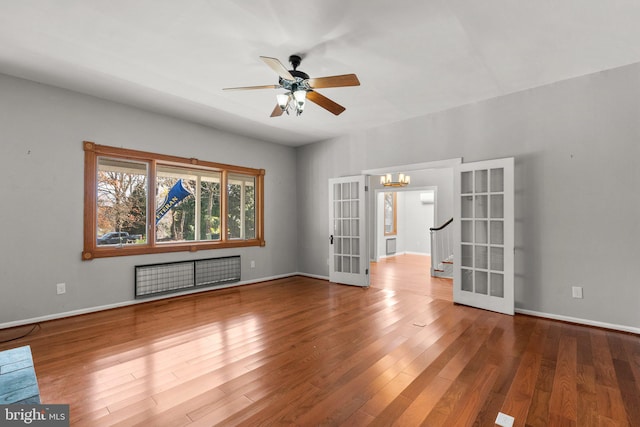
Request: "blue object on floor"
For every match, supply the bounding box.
[0,345,41,404]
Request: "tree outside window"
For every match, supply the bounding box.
[97,158,147,245]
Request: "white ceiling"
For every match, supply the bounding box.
[2,1,640,146]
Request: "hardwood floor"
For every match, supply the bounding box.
[0,254,638,426]
[370,254,453,301]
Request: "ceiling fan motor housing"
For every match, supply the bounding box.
[288,69,309,80]
[279,69,311,92]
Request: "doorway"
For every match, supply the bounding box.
[363,159,461,300]
[374,189,436,262]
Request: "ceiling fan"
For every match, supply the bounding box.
[223,55,360,117]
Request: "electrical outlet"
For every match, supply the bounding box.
[250,260,255,268]
[56,283,66,295]
[572,286,583,299]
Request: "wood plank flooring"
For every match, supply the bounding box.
[0,254,638,426]
[370,254,453,301]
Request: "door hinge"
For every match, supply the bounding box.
[365,185,369,192]
[366,268,369,275]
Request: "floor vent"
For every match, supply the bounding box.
[135,255,241,299]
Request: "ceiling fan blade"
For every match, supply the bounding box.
[306,91,346,115]
[270,104,284,117]
[222,84,281,91]
[260,56,295,81]
[307,74,360,89]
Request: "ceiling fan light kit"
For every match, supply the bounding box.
[223,54,360,117]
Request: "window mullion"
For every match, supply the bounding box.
[195,174,201,241]
[240,180,245,240]
[221,170,228,242]
[148,159,157,246]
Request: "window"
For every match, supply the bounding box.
[155,165,221,244]
[83,142,264,260]
[97,158,148,245]
[384,192,397,236]
[227,174,255,240]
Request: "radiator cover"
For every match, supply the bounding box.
[135,255,241,298]
[386,238,397,255]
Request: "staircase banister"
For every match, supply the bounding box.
[429,217,453,232]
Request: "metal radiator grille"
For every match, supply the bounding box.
[196,256,241,287]
[386,238,397,255]
[135,256,240,298]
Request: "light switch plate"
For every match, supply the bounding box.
[572,286,583,299]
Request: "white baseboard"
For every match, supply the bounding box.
[295,272,329,281]
[378,251,430,259]
[379,251,404,259]
[0,273,298,330]
[516,308,639,335]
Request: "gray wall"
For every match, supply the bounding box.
[400,191,434,255]
[297,62,640,329]
[0,73,298,325]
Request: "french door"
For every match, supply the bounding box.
[328,176,369,287]
[453,158,514,314]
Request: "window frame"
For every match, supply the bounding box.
[83,141,265,260]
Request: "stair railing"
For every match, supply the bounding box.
[430,218,453,277]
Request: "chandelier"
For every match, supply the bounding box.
[380,173,410,187]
